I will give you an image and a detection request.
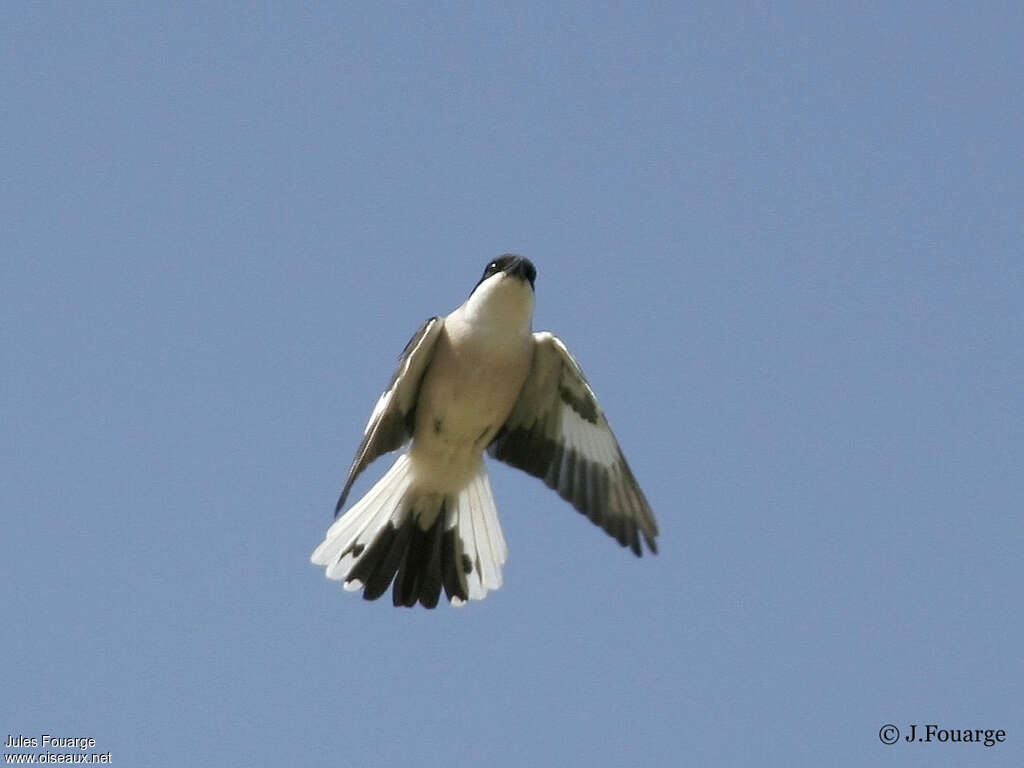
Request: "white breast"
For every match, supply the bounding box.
[409,279,534,493]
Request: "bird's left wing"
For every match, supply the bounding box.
[334,316,443,515]
[488,332,659,555]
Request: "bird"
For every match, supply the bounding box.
[311,255,658,608]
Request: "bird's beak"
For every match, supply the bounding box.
[504,256,536,288]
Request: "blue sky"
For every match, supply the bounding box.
[3,2,1022,766]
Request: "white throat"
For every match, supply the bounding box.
[461,274,535,332]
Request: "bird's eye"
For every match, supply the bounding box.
[486,261,499,275]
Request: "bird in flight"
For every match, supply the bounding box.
[311,255,658,607]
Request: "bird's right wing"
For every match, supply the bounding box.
[488,332,658,555]
[334,316,443,515]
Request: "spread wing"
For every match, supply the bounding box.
[488,332,658,555]
[334,317,443,515]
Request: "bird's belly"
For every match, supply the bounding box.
[413,371,513,460]
[409,334,530,492]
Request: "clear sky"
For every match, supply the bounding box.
[4,3,1022,766]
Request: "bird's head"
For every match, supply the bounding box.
[463,254,536,328]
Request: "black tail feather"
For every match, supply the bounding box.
[345,501,467,609]
[351,521,413,601]
[441,526,469,604]
[346,524,394,591]
[393,503,447,608]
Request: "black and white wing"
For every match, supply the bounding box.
[488,332,659,555]
[334,317,443,515]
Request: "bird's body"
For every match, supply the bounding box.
[312,256,657,607]
[410,279,534,495]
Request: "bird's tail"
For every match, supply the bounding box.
[311,454,508,608]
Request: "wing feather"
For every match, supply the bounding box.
[488,332,658,555]
[334,317,443,515]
